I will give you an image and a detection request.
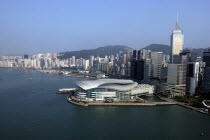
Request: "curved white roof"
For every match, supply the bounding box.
[76,79,137,91]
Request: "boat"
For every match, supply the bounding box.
[56,88,76,94]
[28,78,32,80]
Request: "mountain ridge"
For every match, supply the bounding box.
[58,44,210,60]
[58,45,132,59]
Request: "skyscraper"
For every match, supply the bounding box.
[151,52,163,79]
[89,56,95,67]
[171,14,184,63]
[166,64,186,97]
[202,49,210,93]
[130,50,148,83]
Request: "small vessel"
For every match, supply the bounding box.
[56,88,76,94]
[28,78,32,80]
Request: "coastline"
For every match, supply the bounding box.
[67,95,210,116]
[67,96,176,107]
[160,97,210,116]
[2,68,209,116]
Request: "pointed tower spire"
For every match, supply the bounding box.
[176,12,179,26]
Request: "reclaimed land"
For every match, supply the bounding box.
[67,96,176,107]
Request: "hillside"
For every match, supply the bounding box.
[58,44,209,60]
[143,44,171,55]
[58,45,133,59]
[191,48,210,57]
[143,44,210,56]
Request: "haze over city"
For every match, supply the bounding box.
[1,1,210,140]
[0,0,210,55]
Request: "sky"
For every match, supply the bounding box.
[0,0,210,55]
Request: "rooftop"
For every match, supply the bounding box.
[76,79,138,91]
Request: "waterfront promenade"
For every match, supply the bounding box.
[67,96,176,107]
[67,96,210,116]
[160,97,210,116]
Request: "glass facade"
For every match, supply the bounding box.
[78,86,108,98]
[170,21,184,64]
[172,37,183,55]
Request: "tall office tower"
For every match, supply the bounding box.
[130,59,148,83]
[132,50,141,60]
[203,49,210,67]
[151,52,163,79]
[120,64,126,76]
[170,15,184,63]
[127,61,131,77]
[122,54,127,65]
[83,59,89,70]
[89,56,94,67]
[166,64,186,97]
[127,51,133,61]
[202,49,210,92]
[145,59,152,79]
[130,50,149,83]
[186,62,199,96]
[110,55,114,66]
[71,56,76,66]
[93,60,100,72]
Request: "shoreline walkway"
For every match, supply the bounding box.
[160,97,209,116]
[67,96,176,107]
[67,96,209,116]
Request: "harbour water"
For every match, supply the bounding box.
[0,68,210,140]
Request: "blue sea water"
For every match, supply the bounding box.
[0,68,210,140]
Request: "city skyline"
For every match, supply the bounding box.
[0,0,210,55]
[1,1,210,139]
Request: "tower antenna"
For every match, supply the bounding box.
[176,12,179,25]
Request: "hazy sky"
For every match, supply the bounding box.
[0,0,210,55]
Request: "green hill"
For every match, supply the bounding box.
[58,45,132,59]
[143,44,171,55]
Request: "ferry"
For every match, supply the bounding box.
[56,88,76,94]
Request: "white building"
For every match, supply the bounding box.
[76,79,154,101]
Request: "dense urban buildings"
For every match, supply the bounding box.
[0,16,209,99]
